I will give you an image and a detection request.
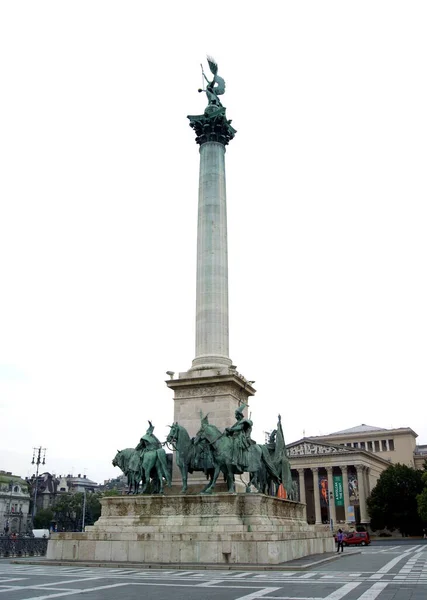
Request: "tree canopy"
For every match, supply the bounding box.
[367,464,424,535]
[416,471,427,524]
[52,492,102,532]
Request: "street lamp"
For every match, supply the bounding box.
[31,447,46,523]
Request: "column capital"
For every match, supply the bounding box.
[355,463,366,472]
[188,107,236,146]
[312,466,319,473]
[297,468,305,474]
[326,466,333,473]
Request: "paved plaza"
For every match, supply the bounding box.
[0,543,426,600]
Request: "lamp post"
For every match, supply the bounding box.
[31,447,46,523]
[81,487,86,532]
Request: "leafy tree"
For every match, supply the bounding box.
[33,508,54,529]
[103,489,121,497]
[52,492,102,532]
[417,471,427,524]
[367,464,424,535]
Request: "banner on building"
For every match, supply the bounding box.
[318,473,328,507]
[333,474,344,507]
[348,472,359,502]
[347,505,356,522]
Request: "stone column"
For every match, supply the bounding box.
[192,141,232,370]
[341,465,351,523]
[297,469,307,521]
[356,464,369,524]
[326,466,336,526]
[312,467,322,524]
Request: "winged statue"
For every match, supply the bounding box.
[198,56,226,107]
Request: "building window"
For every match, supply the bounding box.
[374,440,380,452]
[382,440,388,451]
[367,441,373,451]
[388,439,394,451]
[353,442,359,448]
[360,441,366,449]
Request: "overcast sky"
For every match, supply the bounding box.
[1,1,426,484]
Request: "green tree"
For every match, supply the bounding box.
[416,471,427,524]
[52,492,102,531]
[367,464,424,535]
[33,508,54,529]
[102,489,121,497]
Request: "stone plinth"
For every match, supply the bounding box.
[166,370,255,489]
[47,494,334,565]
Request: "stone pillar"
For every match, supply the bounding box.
[192,141,232,370]
[341,465,350,523]
[312,467,322,525]
[365,466,371,496]
[356,464,369,524]
[326,467,336,526]
[297,469,307,521]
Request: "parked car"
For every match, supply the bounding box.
[335,531,370,546]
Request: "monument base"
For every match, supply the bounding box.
[47,494,334,565]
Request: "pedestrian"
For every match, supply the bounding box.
[336,528,344,553]
[423,528,427,540]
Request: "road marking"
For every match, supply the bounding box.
[379,545,399,552]
[234,588,281,600]
[19,582,129,600]
[33,577,101,587]
[323,582,361,599]
[356,582,388,599]
[197,580,226,586]
[376,552,410,573]
[299,573,317,578]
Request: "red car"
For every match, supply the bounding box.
[335,531,370,546]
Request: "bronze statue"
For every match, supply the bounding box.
[198,57,225,108]
[166,422,215,493]
[194,413,281,494]
[188,56,236,146]
[225,404,253,469]
[112,422,171,494]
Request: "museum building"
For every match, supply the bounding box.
[287,424,426,527]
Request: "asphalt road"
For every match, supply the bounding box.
[0,542,426,600]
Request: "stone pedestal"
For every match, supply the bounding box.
[166,369,255,488]
[47,494,334,565]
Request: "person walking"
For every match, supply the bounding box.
[336,528,344,553]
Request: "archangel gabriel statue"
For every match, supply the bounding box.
[198,56,226,108]
[188,56,236,146]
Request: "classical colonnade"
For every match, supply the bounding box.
[292,464,370,525]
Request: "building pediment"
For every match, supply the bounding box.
[287,438,355,457]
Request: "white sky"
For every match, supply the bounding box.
[1,1,426,484]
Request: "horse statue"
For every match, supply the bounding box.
[112,448,141,494]
[138,446,171,494]
[165,422,216,493]
[112,447,172,494]
[194,416,281,494]
[254,417,295,499]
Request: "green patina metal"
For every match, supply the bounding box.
[188,57,236,146]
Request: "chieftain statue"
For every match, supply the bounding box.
[225,403,253,469]
[112,421,171,495]
[113,413,294,497]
